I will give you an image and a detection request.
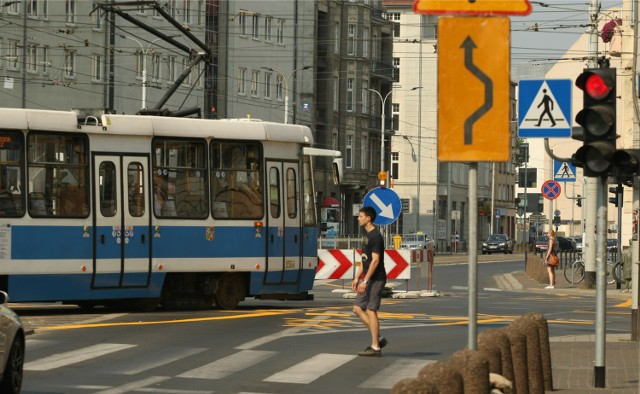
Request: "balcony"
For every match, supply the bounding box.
[370,61,396,82]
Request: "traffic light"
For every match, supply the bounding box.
[572,67,617,177]
[609,184,623,207]
[611,149,640,181]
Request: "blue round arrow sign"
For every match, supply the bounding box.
[363,187,402,226]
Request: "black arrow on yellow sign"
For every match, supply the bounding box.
[461,36,493,145]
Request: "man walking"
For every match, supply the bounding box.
[352,206,388,356]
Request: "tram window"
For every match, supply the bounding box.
[27,132,89,218]
[152,138,208,219]
[269,167,280,218]
[302,155,316,226]
[99,162,117,217]
[127,162,144,217]
[286,167,297,219]
[211,142,263,219]
[0,131,25,217]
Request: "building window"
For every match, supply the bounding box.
[386,12,400,38]
[348,24,356,55]
[362,80,369,114]
[27,0,38,17]
[43,0,48,18]
[197,0,203,25]
[64,50,76,78]
[362,27,369,58]
[333,76,338,111]
[361,135,368,170]
[42,45,49,74]
[251,70,259,96]
[421,15,438,40]
[151,52,161,82]
[183,0,190,24]
[65,0,76,24]
[252,14,259,39]
[136,0,146,14]
[182,58,191,85]
[347,78,354,112]
[332,132,338,150]
[26,44,37,73]
[264,16,272,41]
[393,57,400,82]
[92,3,102,29]
[7,40,19,70]
[7,0,18,14]
[0,39,3,70]
[276,75,283,100]
[238,11,247,36]
[346,135,353,169]
[392,103,400,132]
[277,19,284,44]
[264,73,272,99]
[167,56,176,82]
[169,0,176,18]
[334,22,340,53]
[391,152,399,179]
[92,54,102,81]
[238,68,247,95]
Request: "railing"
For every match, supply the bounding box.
[370,60,395,80]
[533,249,618,269]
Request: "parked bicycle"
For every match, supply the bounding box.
[563,258,621,285]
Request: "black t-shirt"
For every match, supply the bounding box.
[362,227,386,281]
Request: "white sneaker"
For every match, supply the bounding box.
[545,285,555,289]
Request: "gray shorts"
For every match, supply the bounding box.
[354,279,386,311]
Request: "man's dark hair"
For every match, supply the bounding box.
[360,206,377,223]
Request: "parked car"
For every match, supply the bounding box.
[572,236,583,251]
[536,235,574,252]
[400,232,436,253]
[0,291,24,393]
[607,238,618,251]
[482,234,514,254]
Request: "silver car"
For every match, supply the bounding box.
[0,291,24,393]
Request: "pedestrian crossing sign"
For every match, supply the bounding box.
[518,79,572,138]
[553,160,577,182]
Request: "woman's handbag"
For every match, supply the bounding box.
[548,254,560,267]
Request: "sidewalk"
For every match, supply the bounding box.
[494,257,639,393]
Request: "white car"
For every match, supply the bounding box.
[400,232,436,253]
[0,291,24,393]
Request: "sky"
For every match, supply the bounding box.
[510,0,623,72]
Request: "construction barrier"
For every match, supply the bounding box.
[315,249,411,280]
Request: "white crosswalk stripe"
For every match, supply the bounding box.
[110,346,208,375]
[359,359,435,389]
[177,349,277,380]
[25,343,136,371]
[264,353,357,384]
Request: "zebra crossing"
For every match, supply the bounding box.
[24,337,436,392]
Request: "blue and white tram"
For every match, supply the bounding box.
[0,108,327,310]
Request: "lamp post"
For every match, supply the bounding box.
[121,35,167,110]
[262,65,311,124]
[412,86,423,232]
[367,86,400,186]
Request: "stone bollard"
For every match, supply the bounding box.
[417,361,464,393]
[391,377,438,394]
[512,316,544,394]
[477,328,514,384]
[502,324,529,394]
[448,349,490,394]
[525,312,553,391]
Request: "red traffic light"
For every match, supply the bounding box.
[584,74,612,99]
[576,69,615,100]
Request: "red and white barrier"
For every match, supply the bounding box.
[316,249,411,280]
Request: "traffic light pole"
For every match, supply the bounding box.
[594,178,608,388]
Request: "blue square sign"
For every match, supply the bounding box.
[518,79,572,138]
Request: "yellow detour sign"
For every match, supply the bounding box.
[438,17,510,162]
[414,0,532,16]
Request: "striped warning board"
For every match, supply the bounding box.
[315,249,411,280]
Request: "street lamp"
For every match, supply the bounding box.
[262,65,312,124]
[411,86,423,232]
[121,35,170,110]
[367,85,401,186]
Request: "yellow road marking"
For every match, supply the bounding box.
[615,299,632,308]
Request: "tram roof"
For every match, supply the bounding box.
[0,108,314,145]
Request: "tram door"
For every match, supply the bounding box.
[265,160,302,285]
[93,154,151,288]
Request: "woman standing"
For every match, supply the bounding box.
[545,229,558,289]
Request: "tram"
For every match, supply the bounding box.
[0,108,340,310]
